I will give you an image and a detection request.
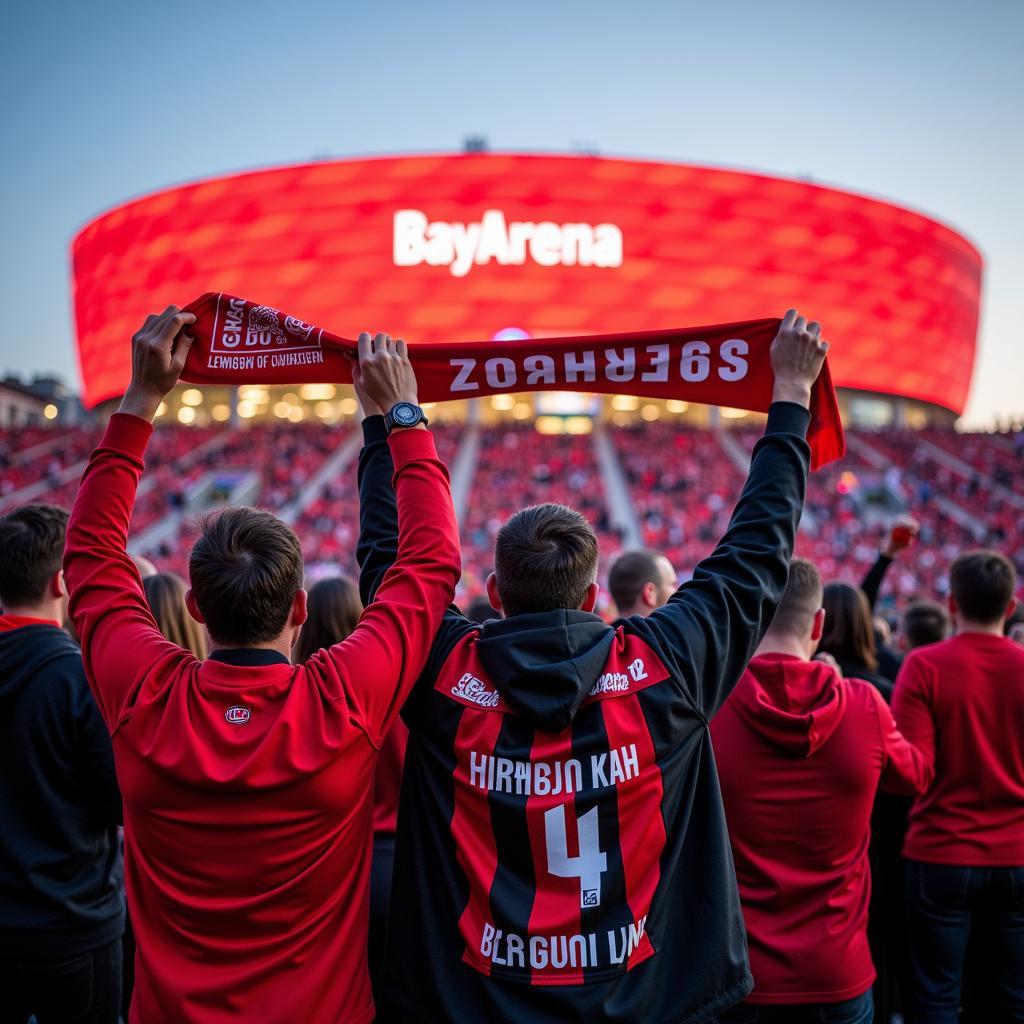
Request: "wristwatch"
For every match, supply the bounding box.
[384,402,429,433]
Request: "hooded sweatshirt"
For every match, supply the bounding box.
[710,654,931,1004]
[63,414,460,1024]
[0,616,123,958]
[356,404,812,1024]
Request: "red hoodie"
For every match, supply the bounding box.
[63,414,460,1024]
[892,632,1024,866]
[711,654,931,1004]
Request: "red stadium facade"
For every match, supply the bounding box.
[72,153,982,414]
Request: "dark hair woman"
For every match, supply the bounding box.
[143,571,208,660]
[293,576,362,662]
[819,582,893,695]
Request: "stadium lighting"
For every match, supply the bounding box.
[339,398,358,416]
[721,408,748,420]
[237,401,256,418]
[491,395,516,411]
[43,403,58,420]
[211,404,230,422]
[177,407,196,424]
[611,395,639,412]
[155,402,168,418]
[181,389,203,407]
[300,384,336,401]
[641,404,661,421]
[287,407,304,422]
[273,401,291,418]
[666,400,689,413]
[512,402,533,420]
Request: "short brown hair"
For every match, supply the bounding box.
[294,576,362,662]
[494,504,598,617]
[188,507,304,646]
[820,582,878,673]
[0,504,68,607]
[143,571,209,659]
[902,599,951,649]
[608,549,664,611]
[768,558,823,636]
[950,549,1016,625]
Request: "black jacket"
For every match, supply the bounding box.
[0,620,124,957]
[357,405,810,1023]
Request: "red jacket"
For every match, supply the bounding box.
[64,414,460,1024]
[892,632,1024,866]
[711,654,931,1004]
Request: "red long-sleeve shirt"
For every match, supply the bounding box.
[892,632,1024,866]
[64,413,460,1024]
[711,655,931,1004]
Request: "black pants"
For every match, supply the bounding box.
[370,833,398,1024]
[1,937,122,1024]
[905,859,1024,1023]
[716,989,873,1023]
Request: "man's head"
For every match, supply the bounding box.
[487,504,599,618]
[948,549,1017,629]
[901,600,951,650]
[0,504,69,618]
[761,558,825,659]
[608,549,677,617]
[185,507,307,649]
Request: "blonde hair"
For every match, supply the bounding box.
[143,571,209,659]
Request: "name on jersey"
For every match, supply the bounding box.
[478,916,648,972]
[468,744,639,796]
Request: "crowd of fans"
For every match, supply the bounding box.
[1,374,1021,1022]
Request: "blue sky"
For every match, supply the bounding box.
[1,0,1021,425]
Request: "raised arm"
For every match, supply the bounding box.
[861,516,919,609]
[633,311,828,719]
[64,308,199,731]
[321,335,462,743]
[351,340,399,605]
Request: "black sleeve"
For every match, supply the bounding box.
[860,553,893,611]
[72,662,123,826]
[632,402,811,719]
[355,417,474,694]
[356,416,399,605]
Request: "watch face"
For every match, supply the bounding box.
[394,403,418,425]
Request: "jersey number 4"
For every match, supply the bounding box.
[544,805,608,909]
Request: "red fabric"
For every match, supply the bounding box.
[372,720,407,835]
[892,632,1024,866]
[63,414,460,1024]
[710,654,931,1003]
[0,615,62,631]
[180,293,845,469]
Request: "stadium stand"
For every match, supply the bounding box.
[2,418,1021,619]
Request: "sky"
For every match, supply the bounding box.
[1,0,1021,427]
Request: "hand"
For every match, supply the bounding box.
[770,309,829,408]
[119,306,196,422]
[355,332,419,414]
[883,515,919,558]
[345,342,382,419]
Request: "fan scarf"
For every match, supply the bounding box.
[181,293,844,468]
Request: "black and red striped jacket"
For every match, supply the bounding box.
[357,404,811,1023]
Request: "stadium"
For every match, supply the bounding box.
[4,153,1016,617]
[3,86,1023,1022]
